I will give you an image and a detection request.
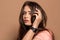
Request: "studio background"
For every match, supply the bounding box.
[0,0,60,40]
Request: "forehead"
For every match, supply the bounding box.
[23,5,40,13]
[24,6,31,12]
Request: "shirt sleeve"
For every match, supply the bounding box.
[33,30,52,40]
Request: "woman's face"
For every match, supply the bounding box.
[23,5,42,26]
[23,6,32,25]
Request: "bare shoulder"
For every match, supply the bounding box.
[33,29,53,40]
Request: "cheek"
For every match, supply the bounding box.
[23,15,26,19]
[29,15,32,21]
[28,15,31,22]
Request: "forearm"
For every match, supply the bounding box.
[22,21,39,40]
[22,29,35,40]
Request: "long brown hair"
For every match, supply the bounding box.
[17,1,55,40]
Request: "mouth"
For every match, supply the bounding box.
[24,20,29,23]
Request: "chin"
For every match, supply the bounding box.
[25,23,31,26]
[25,24,30,26]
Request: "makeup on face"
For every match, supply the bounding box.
[23,6,32,25]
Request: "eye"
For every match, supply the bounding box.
[29,12,32,15]
[22,11,26,15]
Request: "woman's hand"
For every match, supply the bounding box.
[32,8,42,28]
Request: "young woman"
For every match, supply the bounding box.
[17,1,55,40]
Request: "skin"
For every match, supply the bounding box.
[23,5,42,28]
[22,5,52,40]
[23,5,32,26]
[22,5,42,40]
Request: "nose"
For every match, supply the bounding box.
[24,13,29,19]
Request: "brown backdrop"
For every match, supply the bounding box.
[0,0,60,40]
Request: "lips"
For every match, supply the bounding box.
[24,20,29,23]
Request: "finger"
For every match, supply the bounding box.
[34,13,38,15]
[35,8,41,15]
[36,8,42,18]
[33,13,38,17]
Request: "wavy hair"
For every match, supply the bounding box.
[17,1,55,40]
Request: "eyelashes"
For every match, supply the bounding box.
[22,11,26,15]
